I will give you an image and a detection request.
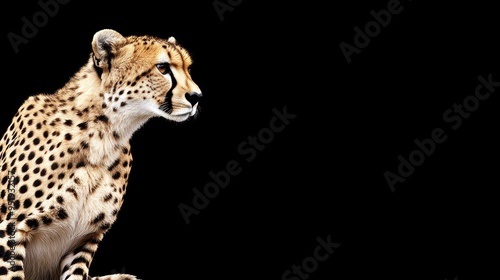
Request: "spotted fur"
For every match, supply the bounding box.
[0,29,201,280]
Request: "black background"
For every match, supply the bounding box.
[1,0,498,279]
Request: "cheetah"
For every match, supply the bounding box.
[0,29,202,280]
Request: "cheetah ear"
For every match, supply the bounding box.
[92,29,125,70]
[168,36,177,44]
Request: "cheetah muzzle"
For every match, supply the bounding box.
[0,29,201,280]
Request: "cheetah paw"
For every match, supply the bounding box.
[91,274,140,280]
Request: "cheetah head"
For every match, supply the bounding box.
[91,29,202,123]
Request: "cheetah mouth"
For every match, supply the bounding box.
[160,103,193,115]
[165,111,193,122]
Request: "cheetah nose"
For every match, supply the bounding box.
[185,92,202,107]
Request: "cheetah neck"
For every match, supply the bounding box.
[53,57,152,166]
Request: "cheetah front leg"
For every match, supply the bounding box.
[0,220,27,280]
[60,232,139,280]
[0,222,25,279]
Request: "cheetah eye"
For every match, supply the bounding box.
[156,63,171,75]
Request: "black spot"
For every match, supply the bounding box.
[77,122,88,130]
[66,188,78,198]
[64,119,73,126]
[19,185,28,193]
[96,115,109,123]
[36,157,43,164]
[107,159,120,171]
[92,213,105,224]
[22,164,29,173]
[26,218,39,230]
[6,223,16,235]
[51,163,59,170]
[35,190,44,198]
[112,172,121,179]
[33,179,41,187]
[10,265,23,273]
[7,238,16,248]
[76,161,85,168]
[57,209,68,219]
[65,133,72,141]
[103,193,113,202]
[48,182,55,189]
[23,199,32,208]
[57,196,64,204]
[42,216,53,225]
[100,223,111,230]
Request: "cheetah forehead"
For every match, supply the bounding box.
[124,35,193,67]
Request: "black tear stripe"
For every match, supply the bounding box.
[164,72,178,113]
